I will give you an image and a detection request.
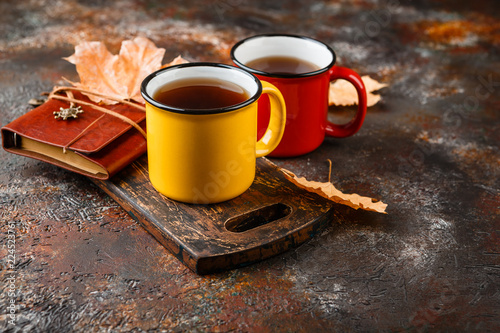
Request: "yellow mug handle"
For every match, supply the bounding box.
[256,81,287,157]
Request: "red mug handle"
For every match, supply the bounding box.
[325,66,367,138]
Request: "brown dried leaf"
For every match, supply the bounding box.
[281,168,387,214]
[329,75,388,107]
[64,37,165,104]
[117,38,167,103]
[162,55,189,68]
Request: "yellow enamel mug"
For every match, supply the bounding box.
[140,63,286,204]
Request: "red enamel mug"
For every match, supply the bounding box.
[231,34,367,157]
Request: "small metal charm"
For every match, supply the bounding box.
[53,105,83,120]
[29,98,46,107]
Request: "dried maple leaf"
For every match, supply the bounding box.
[162,55,189,68]
[329,75,388,107]
[64,37,165,104]
[280,167,387,214]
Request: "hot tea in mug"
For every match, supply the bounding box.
[152,78,250,110]
[245,56,320,75]
[231,34,368,157]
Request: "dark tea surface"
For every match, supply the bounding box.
[153,78,249,109]
[246,56,320,75]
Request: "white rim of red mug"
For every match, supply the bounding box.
[230,34,337,79]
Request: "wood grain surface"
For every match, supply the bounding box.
[93,155,337,274]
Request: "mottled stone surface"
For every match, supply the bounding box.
[1,0,499,332]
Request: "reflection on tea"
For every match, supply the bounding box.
[246,56,320,75]
[153,78,249,109]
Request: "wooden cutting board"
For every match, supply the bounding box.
[92,155,337,274]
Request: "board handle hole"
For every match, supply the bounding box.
[225,203,292,233]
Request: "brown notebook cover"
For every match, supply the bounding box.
[1,92,146,179]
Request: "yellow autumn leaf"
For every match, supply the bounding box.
[329,75,388,107]
[280,168,387,214]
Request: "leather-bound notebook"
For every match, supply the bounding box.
[1,92,146,180]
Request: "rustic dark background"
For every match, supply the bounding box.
[1,0,499,331]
